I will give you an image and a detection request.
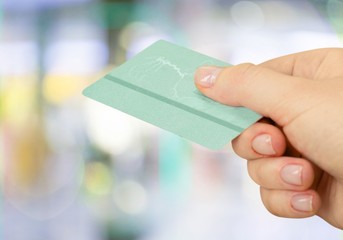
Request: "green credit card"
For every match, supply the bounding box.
[83,40,261,149]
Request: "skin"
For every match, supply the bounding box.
[194,48,343,229]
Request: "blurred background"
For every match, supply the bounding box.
[1,0,343,239]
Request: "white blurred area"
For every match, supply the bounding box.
[1,0,343,240]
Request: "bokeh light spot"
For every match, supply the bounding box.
[84,162,112,196]
[113,180,147,215]
[230,1,265,30]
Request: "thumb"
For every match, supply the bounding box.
[194,63,316,127]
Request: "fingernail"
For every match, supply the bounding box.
[291,194,313,212]
[281,164,303,186]
[252,134,276,155]
[195,66,221,88]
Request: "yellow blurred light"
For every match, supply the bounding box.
[2,75,37,128]
[113,180,147,215]
[43,74,88,105]
[6,122,50,189]
[0,126,4,186]
[84,162,112,196]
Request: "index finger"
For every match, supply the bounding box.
[259,48,343,80]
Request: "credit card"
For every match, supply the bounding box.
[83,40,261,149]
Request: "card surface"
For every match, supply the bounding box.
[83,40,261,149]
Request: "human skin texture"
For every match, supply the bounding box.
[194,48,343,229]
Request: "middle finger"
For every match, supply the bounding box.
[247,156,315,191]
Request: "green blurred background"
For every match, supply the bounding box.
[1,0,343,239]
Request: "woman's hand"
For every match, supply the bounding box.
[194,48,343,229]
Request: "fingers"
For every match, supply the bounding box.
[260,188,321,218]
[194,64,315,126]
[249,155,320,218]
[247,156,315,191]
[247,156,321,218]
[258,48,328,78]
[259,48,343,80]
[232,121,286,159]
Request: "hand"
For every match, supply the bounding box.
[194,48,343,229]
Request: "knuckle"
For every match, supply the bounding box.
[260,188,283,217]
[221,63,256,83]
[221,63,259,100]
[233,63,258,82]
[247,161,263,185]
[260,188,273,209]
[213,63,259,106]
